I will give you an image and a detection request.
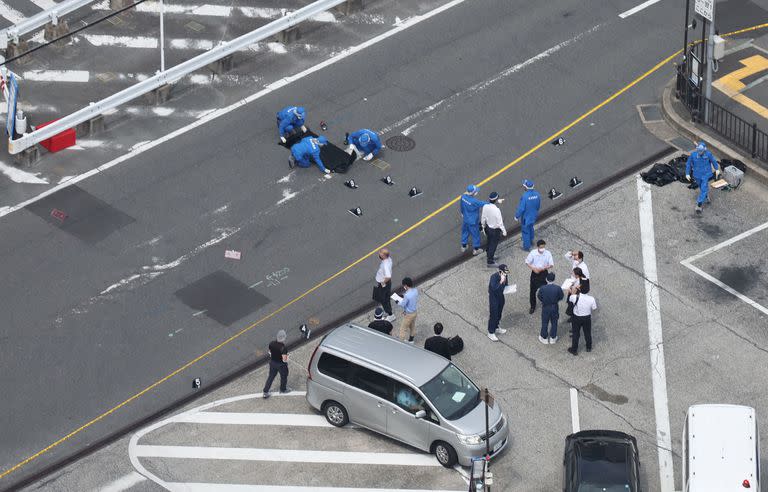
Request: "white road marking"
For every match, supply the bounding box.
[97,471,147,492]
[0,161,49,184]
[569,388,580,434]
[165,485,465,492]
[636,176,674,492]
[618,0,663,18]
[192,310,207,317]
[0,0,25,23]
[248,281,263,288]
[23,70,91,82]
[0,0,472,217]
[82,34,159,48]
[174,411,344,427]
[681,220,768,316]
[91,2,339,22]
[379,24,603,136]
[28,0,57,9]
[133,445,442,466]
[276,188,298,205]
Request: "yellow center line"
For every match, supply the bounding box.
[3,21,768,484]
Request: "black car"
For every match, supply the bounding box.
[563,430,641,492]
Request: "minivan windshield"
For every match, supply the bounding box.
[420,363,480,420]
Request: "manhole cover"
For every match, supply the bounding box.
[385,135,415,152]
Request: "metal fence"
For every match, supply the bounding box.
[675,65,768,162]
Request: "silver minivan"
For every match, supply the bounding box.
[306,324,509,467]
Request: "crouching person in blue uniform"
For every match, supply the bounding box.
[346,129,382,161]
[276,106,307,143]
[685,141,721,214]
[289,136,331,175]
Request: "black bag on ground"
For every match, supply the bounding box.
[449,335,464,355]
[667,154,689,181]
[641,163,677,186]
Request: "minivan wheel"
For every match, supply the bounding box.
[433,441,458,468]
[323,401,349,427]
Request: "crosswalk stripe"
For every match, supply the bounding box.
[133,445,441,467]
[28,0,57,9]
[165,484,466,492]
[0,0,26,23]
[90,2,337,22]
[172,412,349,427]
[80,33,268,51]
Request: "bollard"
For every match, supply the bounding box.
[276,26,300,44]
[5,40,29,61]
[109,0,131,9]
[76,115,105,137]
[144,84,173,105]
[12,145,40,168]
[208,54,234,74]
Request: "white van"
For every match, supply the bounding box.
[682,404,760,491]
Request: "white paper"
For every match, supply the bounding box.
[452,391,466,403]
[561,278,576,291]
[391,293,403,303]
[224,250,241,260]
[503,284,516,295]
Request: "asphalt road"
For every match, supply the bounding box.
[0,0,763,487]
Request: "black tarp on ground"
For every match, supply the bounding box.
[278,128,356,173]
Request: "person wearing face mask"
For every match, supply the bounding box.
[526,239,554,314]
[289,136,331,175]
[276,105,307,143]
[564,250,590,293]
[346,129,382,161]
[685,142,720,214]
[514,179,541,251]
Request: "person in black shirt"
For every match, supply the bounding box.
[424,323,452,360]
[368,307,394,335]
[263,330,290,398]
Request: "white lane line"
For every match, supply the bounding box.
[23,70,91,82]
[173,412,342,427]
[249,280,263,288]
[619,0,663,18]
[0,161,48,184]
[97,471,147,492]
[133,445,441,466]
[165,485,465,492]
[0,0,25,23]
[682,220,768,263]
[192,310,207,317]
[636,176,674,492]
[681,263,768,315]
[379,23,602,136]
[569,388,580,434]
[0,0,470,218]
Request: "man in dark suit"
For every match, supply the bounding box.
[424,323,452,360]
[368,307,394,335]
[537,272,564,344]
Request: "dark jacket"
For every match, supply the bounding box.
[424,335,452,360]
[537,283,564,306]
[488,272,507,299]
[368,320,393,335]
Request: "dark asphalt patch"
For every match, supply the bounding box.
[25,185,135,244]
[175,271,271,326]
[717,265,760,294]
[385,135,416,152]
[582,383,629,405]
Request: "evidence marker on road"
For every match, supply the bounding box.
[349,207,363,217]
[548,188,562,200]
[551,137,565,146]
[569,176,583,188]
[409,187,422,198]
[344,179,358,189]
[382,175,394,186]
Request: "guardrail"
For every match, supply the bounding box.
[0,0,99,49]
[675,65,768,162]
[8,0,348,154]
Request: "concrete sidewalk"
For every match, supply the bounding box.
[25,144,768,490]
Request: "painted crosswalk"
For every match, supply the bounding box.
[128,392,467,491]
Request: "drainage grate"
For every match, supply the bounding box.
[385,135,415,152]
[670,136,695,151]
[638,104,663,123]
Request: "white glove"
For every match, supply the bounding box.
[301,125,308,132]
[497,198,504,204]
[685,174,691,181]
[502,231,507,237]
[280,136,287,143]
[715,169,721,178]
[324,169,331,174]
[514,216,519,222]
[363,153,373,161]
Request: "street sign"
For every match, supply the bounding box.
[481,388,495,408]
[5,73,18,137]
[689,51,701,87]
[694,0,713,21]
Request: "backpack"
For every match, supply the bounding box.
[449,335,464,355]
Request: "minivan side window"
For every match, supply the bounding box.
[317,353,351,383]
[352,365,391,399]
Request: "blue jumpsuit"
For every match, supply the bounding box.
[488,272,507,334]
[276,106,305,138]
[686,150,719,205]
[460,194,489,249]
[349,129,382,157]
[515,189,541,250]
[291,137,328,173]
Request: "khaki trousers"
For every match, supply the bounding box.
[399,312,418,340]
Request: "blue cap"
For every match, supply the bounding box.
[467,184,479,193]
[522,179,534,189]
[696,142,706,152]
[360,132,371,144]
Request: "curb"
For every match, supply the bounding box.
[661,77,768,187]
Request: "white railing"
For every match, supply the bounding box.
[0,0,100,49]
[8,0,348,154]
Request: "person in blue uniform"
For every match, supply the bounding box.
[276,106,307,143]
[289,136,331,174]
[514,179,541,251]
[460,185,489,255]
[685,142,721,214]
[347,129,382,161]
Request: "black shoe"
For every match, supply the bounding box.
[263,391,271,399]
[279,387,293,394]
[567,348,577,356]
[586,347,592,353]
[529,307,535,314]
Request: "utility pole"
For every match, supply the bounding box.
[159,0,165,72]
[704,2,716,123]
[682,0,691,62]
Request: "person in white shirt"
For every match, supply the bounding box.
[567,287,597,356]
[565,250,590,293]
[373,248,396,321]
[525,239,554,314]
[481,192,506,267]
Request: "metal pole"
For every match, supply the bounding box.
[697,18,706,121]
[484,393,490,492]
[682,0,690,62]
[159,0,165,72]
[704,4,715,124]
